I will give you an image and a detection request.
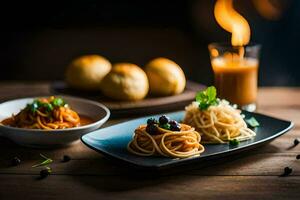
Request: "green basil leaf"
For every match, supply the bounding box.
[206,86,217,102]
[195,86,218,110]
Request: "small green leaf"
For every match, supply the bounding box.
[43,103,53,112]
[27,101,39,113]
[32,154,53,168]
[196,92,206,102]
[32,158,53,168]
[52,98,65,107]
[229,139,240,146]
[245,117,260,127]
[199,102,209,110]
[45,166,52,173]
[206,86,217,101]
[160,123,171,130]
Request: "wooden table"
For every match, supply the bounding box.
[0,82,300,200]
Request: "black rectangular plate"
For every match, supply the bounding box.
[81,111,293,170]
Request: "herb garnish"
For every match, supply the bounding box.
[26,97,66,114]
[44,103,54,112]
[196,86,219,110]
[245,117,260,128]
[229,139,240,146]
[51,97,65,107]
[160,123,171,130]
[27,100,40,113]
[32,154,53,168]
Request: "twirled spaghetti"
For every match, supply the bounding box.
[1,96,84,130]
[127,121,205,158]
[183,100,256,144]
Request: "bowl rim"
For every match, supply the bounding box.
[0,95,110,133]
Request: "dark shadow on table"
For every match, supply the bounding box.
[65,143,282,192]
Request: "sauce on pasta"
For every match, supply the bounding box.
[1,115,94,127]
[1,97,94,130]
[127,116,205,158]
[79,115,94,126]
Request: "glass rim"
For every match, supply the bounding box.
[208,42,261,49]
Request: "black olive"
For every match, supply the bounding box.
[294,138,299,146]
[40,169,50,179]
[11,157,21,166]
[159,115,169,125]
[169,120,178,125]
[146,124,158,135]
[147,118,158,125]
[62,155,71,162]
[170,123,181,131]
[296,155,300,160]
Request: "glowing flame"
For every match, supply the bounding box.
[214,0,251,46]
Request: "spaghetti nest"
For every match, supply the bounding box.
[1,96,80,130]
[183,100,256,144]
[127,123,205,158]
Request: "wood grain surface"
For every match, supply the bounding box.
[0,82,299,200]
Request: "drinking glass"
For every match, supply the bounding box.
[208,43,261,111]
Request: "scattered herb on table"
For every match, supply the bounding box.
[32,154,53,168]
[195,86,219,110]
[229,139,240,146]
[245,117,260,128]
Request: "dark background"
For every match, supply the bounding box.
[1,0,299,86]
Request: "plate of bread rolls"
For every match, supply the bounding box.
[51,55,205,117]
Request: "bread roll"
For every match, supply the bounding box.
[100,63,149,101]
[65,55,111,91]
[145,57,186,96]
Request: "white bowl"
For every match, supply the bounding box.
[0,96,110,148]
